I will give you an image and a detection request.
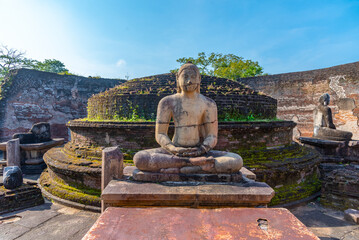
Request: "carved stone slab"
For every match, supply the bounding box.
[102,177,274,208]
[83,207,319,240]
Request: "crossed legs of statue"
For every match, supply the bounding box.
[134,148,243,174]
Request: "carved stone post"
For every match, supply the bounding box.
[7,139,21,168]
[101,146,123,212]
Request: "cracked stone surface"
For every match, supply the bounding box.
[290,201,359,240]
[0,200,99,240]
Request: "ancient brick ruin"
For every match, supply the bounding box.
[239,61,359,139]
[0,69,123,141]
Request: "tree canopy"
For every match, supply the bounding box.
[32,59,68,73]
[173,52,264,80]
[0,45,68,80]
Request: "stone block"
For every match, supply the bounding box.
[101,146,123,191]
[344,209,359,224]
[102,178,275,208]
[3,166,23,189]
[240,167,256,180]
[7,138,20,167]
[83,207,319,240]
[30,122,51,142]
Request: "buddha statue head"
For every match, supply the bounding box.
[319,93,330,106]
[176,62,201,94]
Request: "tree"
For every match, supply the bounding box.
[32,59,68,73]
[0,45,69,80]
[0,45,34,79]
[173,52,264,80]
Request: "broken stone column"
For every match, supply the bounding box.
[7,139,20,168]
[101,146,123,212]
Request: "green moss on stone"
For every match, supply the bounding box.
[40,171,101,206]
[269,172,321,206]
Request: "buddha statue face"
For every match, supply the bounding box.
[176,63,201,93]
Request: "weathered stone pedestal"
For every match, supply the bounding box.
[0,138,64,174]
[83,207,319,240]
[299,137,359,162]
[102,166,274,209]
[95,150,317,239]
[299,137,359,210]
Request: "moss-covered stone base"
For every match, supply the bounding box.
[270,172,321,206]
[39,170,101,207]
[233,143,322,206]
[41,136,321,206]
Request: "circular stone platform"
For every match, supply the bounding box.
[41,120,320,207]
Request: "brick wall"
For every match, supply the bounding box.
[238,61,359,139]
[0,69,123,141]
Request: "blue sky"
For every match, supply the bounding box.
[1,0,358,79]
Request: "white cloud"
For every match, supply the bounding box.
[116,59,127,68]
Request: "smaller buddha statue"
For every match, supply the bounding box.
[313,93,352,141]
[133,62,243,174]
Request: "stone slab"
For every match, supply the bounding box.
[132,168,243,182]
[83,207,319,240]
[344,209,359,224]
[299,137,344,147]
[0,138,64,152]
[19,138,65,151]
[125,166,256,182]
[24,158,44,165]
[102,178,274,208]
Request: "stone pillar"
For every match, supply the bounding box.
[7,139,21,168]
[101,146,123,212]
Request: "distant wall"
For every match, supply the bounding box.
[238,62,359,139]
[0,69,123,141]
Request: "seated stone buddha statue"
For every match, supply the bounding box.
[134,62,243,174]
[313,93,352,141]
